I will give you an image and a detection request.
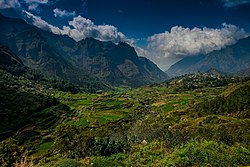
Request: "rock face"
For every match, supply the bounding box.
[0,13,168,87]
[166,37,250,77]
[68,39,168,86]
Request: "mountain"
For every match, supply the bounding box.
[205,68,228,76]
[0,13,105,89]
[0,45,60,140]
[234,68,250,77]
[68,38,168,86]
[0,13,168,87]
[0,44,35,78]
[166,55,205,77]
[0,45,24,68]
[166,37,250,77]
[0,44,94,93]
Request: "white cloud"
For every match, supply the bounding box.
[0,0,50,10]
[134,46,149,57]
[24,10,62,34]
[220,0,250,7]
[22,11,249,71]
[60,15,131,43]
[23,11,132,44]
[24,0,48,11]
[147,24,248,60]
[0,0,20,9]
[53,8,76,18]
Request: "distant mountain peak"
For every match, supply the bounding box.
[166,37,250,77]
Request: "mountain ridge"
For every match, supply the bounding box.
[166,36,250,77]
[0,13,168,87]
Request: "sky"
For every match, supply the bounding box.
[0,0,250,70]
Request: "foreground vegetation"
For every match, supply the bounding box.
[0,70,249,167]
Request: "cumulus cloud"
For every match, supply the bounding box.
[22,11,249,71]
[61,15,130,43]
[0,0,20,9]
[24,10,62,34]
[23,11,131,44]
[53,8,76,18]
[24,0,48,10]
[220,0,250,7]
[147,24,248,60]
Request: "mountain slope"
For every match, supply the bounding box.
[0,45,23,68]
[1,69,249,166]
[68,38,168,86]
[166,37,250,77]
[234,68,250,77]
[41,33,168,86]
[166,55,205,77]
[0,13,100,86]
[0,13,168,87]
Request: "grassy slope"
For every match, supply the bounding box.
[1,73,250,167]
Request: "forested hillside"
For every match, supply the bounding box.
[0,68,249,166]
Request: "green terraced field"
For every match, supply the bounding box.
[1,73,249,167]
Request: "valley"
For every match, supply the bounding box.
[1,66,249,166]
[0,3,250,166]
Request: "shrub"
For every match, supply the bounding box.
[126,141,167,166]
[93,137,128,156]
[92,153,127,167]
[92,157,116,167]
[164,140,250,167]
[0,138,23,167]
[53,124,90,158]
[54,159,84,167]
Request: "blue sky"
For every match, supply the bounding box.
[1,0,250,69]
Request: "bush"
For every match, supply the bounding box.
[93,137,128,156]
[53,124,89,158]
[164,140,250,167]
[92,157,116,167]
[54,159,84,167]
[92,153,127,167]
[126,141,167,166]
[0,138,23,167]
